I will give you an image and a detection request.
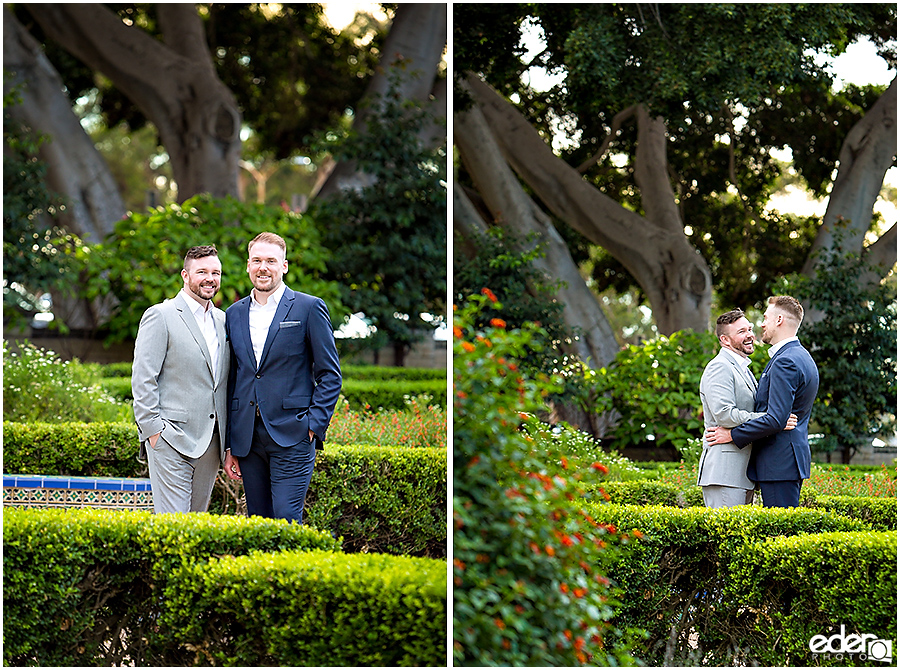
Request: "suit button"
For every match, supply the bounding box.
[250,401,255,406]
[209,414,215,419]
[255,374,261,379]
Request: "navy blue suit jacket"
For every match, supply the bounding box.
[731,340,819,481]
[225,287,342,458]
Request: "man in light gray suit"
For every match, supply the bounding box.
[697,309,795,508]
[132,245,230,514]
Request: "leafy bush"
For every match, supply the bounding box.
[731,530,897,666]
[776,222,897,461]
[3,508,339,666]
[453,290,638,666]
[583,503,871,666]
[591,330,765,453]
[161,549,446,666]
[3,341,130,423]
[806,462,897,498]
[82,194,345,343]
[328,396,446,449]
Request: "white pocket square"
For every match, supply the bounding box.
[279,320,302,328]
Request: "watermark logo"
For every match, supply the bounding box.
[809,624,893,663]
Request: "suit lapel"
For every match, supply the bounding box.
[721,350,756,394]
[175,293,215,378]
[257,287,295,370]
[234,297,255,367]
[214,309,227,386]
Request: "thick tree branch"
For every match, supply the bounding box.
[455,87,620,367]
[464,73,711,334]
[804,77,897,277]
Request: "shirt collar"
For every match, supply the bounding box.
[768,335,799,357]
[251,282,287,308]
[181,289,211,316]
[722,346,751,369]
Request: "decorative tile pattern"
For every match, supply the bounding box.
[3,475,154,511]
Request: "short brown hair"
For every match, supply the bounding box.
[715,309,745,338]
[768,295,804,325]
[184,245,218,268]
[248,232,287,256]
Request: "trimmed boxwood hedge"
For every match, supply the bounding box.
[582,504,874,666]
[729,530,897,666]
[3,422,446,558]
[161,549,447,666]
[3,508,340,666]
[340,378,446,410]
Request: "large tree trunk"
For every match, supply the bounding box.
[25,4,242,202]
[454,95,621,371]
[3,8,125,243]
[803,78,897,279]
[463,74,712,335]
[313,3,447,200]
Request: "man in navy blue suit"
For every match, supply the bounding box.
[224,232,342,523]
[705,296,819,508]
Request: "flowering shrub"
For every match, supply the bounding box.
[3,341,130,423]
[327,395,446,449]
[453,290,639,666]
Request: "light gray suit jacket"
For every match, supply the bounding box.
[132,292,230,460]
[697,348,764,489]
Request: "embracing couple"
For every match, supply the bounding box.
[697,296,820,509]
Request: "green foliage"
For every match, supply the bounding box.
[3,508,339,666]
[82,194,345,343]
[777,225,897,459]
[591,330,768,453]
[309,444,446,558]
[340,378,446,411]
[2,87,83,325]
[3,341,131,424]
[312,77,446,357]
[731,531,897,666]
[453,291,638,666]
[584,503,872,665]
[161,549,446,666]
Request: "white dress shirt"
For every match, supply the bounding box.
[768,335,799,358]
[248,282,287,368]
[181,289,219,381]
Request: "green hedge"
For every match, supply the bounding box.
[162,549,446,666]
[732,530,897,666]
[3,508,339,666]
[341,378,446,410]
[2,422,143,477]
[341,364,446,381]
[583,504,874,666]
[310,444,446,557]
[3,422,446,558]
[98,376,449,409]
[806,494,897,531]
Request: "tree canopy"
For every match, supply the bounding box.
[454,3,896,348]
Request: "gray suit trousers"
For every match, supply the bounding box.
[701,485,754,509]
[146,429,220,514]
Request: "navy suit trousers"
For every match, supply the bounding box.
[241,413,316,523]
[759,480,802,508]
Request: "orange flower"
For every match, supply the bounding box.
[453,326,463,339]
[462,342,475,353]
[591,462,610,474]
[481,287,498,302]
[545,544,556,556]
[490,317,507,328]
[494,618,506,630]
